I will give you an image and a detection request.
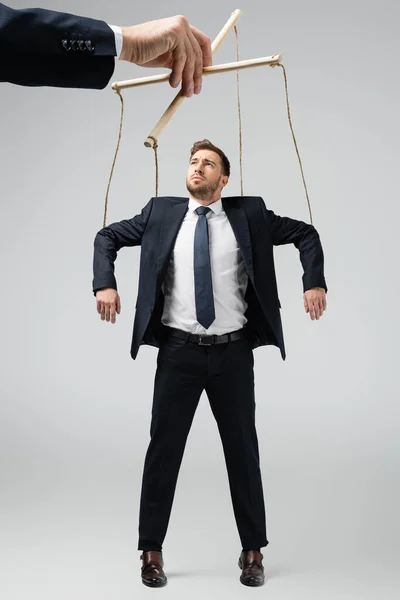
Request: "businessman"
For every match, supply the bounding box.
[0,3,211,95]
[92,139,328,587]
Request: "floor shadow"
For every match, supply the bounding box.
[166,563,296,580]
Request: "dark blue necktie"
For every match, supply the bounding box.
[194,206,215,329]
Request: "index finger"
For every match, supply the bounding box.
[190,26,212,68]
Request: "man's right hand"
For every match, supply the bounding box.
[120,16,212,97]
[96,288,121,324]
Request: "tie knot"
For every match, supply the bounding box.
[195,206,211,217]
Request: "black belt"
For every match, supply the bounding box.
[166,327,248,346]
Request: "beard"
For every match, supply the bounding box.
[186,176,221,200]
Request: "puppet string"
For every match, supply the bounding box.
[103,60,313,227]
[234,26,244,196]
[271,62,313,225]
[103,87,124,228]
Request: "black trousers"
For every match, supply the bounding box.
[137,331,268,552]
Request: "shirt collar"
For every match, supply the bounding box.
[188,196,223,215]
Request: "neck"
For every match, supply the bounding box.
[190,195,221,206]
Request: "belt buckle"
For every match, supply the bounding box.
[198,335,212,346]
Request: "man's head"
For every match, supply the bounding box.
[186,139,230,204]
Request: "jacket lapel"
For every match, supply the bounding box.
[222,199,255,284]
[156,197,189,280]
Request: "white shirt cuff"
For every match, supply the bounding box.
[108,24,123,59]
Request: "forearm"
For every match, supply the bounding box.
[93,231,118,294]
[1,51,115,89]
[298,229,328,293]
[0,4,115,56]
[0,3,117,88]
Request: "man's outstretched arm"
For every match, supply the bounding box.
[259,198,328,320]
[92,198,154,322]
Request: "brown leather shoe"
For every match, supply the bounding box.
[140,551,167,587]
[238,550,265,586]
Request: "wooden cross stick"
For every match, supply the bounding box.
[111,9,243,148]
[112,54,283,91]
[146,9,242,148]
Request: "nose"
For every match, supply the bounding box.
[195,164,204,174]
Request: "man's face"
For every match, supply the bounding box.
[186,150,228,201]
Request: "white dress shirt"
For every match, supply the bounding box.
[108,25,123,59]
[161,197,249,335]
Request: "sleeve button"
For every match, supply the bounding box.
[85,40,95,52]
[61,39,71,51]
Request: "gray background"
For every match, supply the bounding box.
[1,0,399,598]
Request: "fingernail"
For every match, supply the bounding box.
[194,84,202,94]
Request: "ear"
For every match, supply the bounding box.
[221,175,229,188]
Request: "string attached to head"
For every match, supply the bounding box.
[234,25,244,197]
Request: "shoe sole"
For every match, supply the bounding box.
[240,577,265,587]
[142,579,168,588]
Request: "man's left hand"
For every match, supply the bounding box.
[303,287,327,320]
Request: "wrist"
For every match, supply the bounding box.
[120,26,132,62]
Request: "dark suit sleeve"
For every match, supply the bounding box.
[0,3,116,89]
[259,198,328,293]
[92,198,154,294]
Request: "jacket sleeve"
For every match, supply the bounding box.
[92,198,154,295]
[259,197,328,293]
[0,3,116,89]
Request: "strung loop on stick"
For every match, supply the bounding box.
[147,136,159,198]
[270,62,313,225]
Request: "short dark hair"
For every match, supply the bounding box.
[190,139,230,177]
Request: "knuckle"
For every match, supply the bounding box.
[176,14,188,26]
[173,15,187,31]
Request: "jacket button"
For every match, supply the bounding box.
[85,40,95,52]
[70,40,78,51]
[61,39,71,51]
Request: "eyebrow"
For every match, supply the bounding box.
[191,157,216,165]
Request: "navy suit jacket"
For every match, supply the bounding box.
[92,196,328,361]
[0,3,116,88]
